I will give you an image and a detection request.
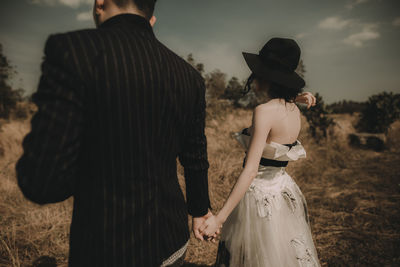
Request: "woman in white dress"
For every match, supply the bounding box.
[198,37,321,267]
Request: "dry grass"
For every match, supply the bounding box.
[0,100,399,266]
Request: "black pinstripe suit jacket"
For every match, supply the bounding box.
[16,13,211,267]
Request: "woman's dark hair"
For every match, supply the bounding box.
[243,73,302,103]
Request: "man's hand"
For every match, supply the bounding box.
[295,92,317,109]
[198,214,223,243]
[192,210,218,241]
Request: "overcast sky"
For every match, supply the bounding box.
[1,0,399,103]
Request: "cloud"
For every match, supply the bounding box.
[29,0,56,6]
[345,0,368,9]
[318,16,353,30]
[342,24,380,47]
[295,33,308,39]
[30,0,92,8]
[162,35,247,78]
[76,11,92,21]
[393,17,400,27]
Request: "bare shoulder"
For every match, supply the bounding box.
[252,102,280,123]
[254,99,284,114]
[254,99,300,120]
[265,99,299,111]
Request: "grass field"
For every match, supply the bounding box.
[0,100,399,266]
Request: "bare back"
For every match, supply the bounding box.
[249,98,301,144]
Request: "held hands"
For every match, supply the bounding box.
[198,214,223,243]
[192,210,221,243]
[295,92,317,109]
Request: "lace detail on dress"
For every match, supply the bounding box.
[281,186,298,213]
[248,183,275,219]
[290,235,319,267]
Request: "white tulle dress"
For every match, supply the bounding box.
[214,128,321,267]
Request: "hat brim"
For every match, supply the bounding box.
[242,52,305,89]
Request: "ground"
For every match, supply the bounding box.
[0,102,399,266]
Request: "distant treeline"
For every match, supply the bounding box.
[1,47,399,135]
[185,54,400,136]
[326,100,367,114]
[185,53,373,115]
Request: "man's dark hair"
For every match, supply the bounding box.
[112,0,157,19]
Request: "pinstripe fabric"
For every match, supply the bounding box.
[16,13,211,267]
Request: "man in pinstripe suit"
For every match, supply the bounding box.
[16,0,215,266]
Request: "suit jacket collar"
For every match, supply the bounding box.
[99,13,154,36]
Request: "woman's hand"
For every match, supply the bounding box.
[192,210,213,241]
[198,215,223,243]
[296,92,316,109]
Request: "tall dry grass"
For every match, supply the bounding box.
[0,113,72,267]
[1,99,399,266]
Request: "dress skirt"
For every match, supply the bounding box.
[214,166,321,267]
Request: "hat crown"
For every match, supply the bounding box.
[259,38,301,72]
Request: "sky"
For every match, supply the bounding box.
[0,0,399,103]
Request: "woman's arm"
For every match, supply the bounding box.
[199,104,275,236]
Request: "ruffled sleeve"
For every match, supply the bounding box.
[232,131,306,162]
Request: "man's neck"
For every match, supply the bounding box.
[103,4,147,23]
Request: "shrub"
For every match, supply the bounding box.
[221,76,243,101]
[300,93,335,142]
[184,54,227,102]
[205,69,227,100]
[355,92,400,134]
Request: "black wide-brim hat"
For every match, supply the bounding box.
[242,37,305,89]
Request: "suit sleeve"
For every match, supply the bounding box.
[178,77,212,217]
[15,34,85,204]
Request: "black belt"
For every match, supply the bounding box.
[240,128,297,168]
[242,156,288,168]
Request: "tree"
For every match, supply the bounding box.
[356,92,400,133]
[300,93,335,142]
[186,53,195,66]
[186,53,205,76]
[222,76,243,100]
[0,43,22,119]
[204,69,227,100]
[295,60,336,141]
